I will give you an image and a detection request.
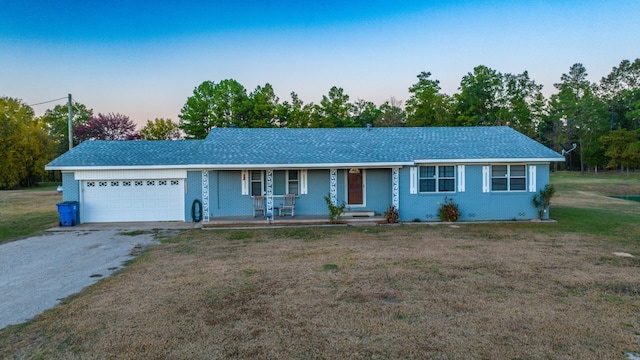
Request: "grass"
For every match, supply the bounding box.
[0,172,639,358]
[0,186,61,245]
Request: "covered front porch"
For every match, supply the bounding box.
[198,167,400,222]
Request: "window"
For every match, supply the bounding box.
[288,171,299,195]
[250,170,300,196]
[419,165,455,193]
[250,170,262,196]
[491,165,526,191]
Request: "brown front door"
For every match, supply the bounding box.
[348,171,363,205]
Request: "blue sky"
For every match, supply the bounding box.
[1,1,639,125]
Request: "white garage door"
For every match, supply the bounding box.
[81,179,185,222]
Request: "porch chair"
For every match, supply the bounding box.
[252,196,265,217]
[280,194,295,217]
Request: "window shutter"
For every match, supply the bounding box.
[482,166,490,193]
[300,170,308,195]
[529,165,537,192]
[457,165,465,192]
[241,170,249,195]
[409,167,417,194]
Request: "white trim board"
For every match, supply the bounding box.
[414,158,561,164]
[74,169,187,180]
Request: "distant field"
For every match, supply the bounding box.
[0,173,639,358]
[0,186,61,245]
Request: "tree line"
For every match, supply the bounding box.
[0,102,180,188]
[178,59,640,173]
[1,59,639,188]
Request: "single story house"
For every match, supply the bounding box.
[45,126,565,223]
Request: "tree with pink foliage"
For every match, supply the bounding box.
[73,113,140,143]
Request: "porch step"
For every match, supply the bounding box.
[343,210,376,218]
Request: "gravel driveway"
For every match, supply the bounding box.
[0,229,166,329]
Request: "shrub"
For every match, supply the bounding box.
[438,197,460,222]
[324,193,346,224]
[384,205,399,223]
[532,184,556,219]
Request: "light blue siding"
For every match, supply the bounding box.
[61,172,81,223]
[197,164,551,221]
[364,169,392,212]
[296,170,330,215]
[185,171,202,222]
[210,170,251,216]
[210,169,332,218]
[398,164,551,221]
[208,168,395,217]
[62,172,80,202]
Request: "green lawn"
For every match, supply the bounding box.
[0,186,62,245]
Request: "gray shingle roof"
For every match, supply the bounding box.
[46,126,564,169]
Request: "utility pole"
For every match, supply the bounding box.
[68,94,73,150]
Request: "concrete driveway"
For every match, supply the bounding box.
[0,222,196,329]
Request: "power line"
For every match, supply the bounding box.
[28,97,67,107]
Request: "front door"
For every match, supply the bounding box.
[348,171,363,205]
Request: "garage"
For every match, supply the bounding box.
[81,178,185,222]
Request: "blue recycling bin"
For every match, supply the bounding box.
[57,201,78,226]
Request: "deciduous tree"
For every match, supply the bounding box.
[0,97,52,188]
[140,118,181,140]
[454,65,504,126]
[73,113,139,142]
[599,129,640,172]
[41,102,92,156]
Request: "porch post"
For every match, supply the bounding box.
[266,169,274,216]
[392,167,399,210]
[330,168,337,205]
[202,170,210,222]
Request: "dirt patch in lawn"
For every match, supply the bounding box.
[1,225,638,359]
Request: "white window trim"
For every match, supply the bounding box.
[490,164,528,192]
[418,165,456,193]
[284,170,300,196]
